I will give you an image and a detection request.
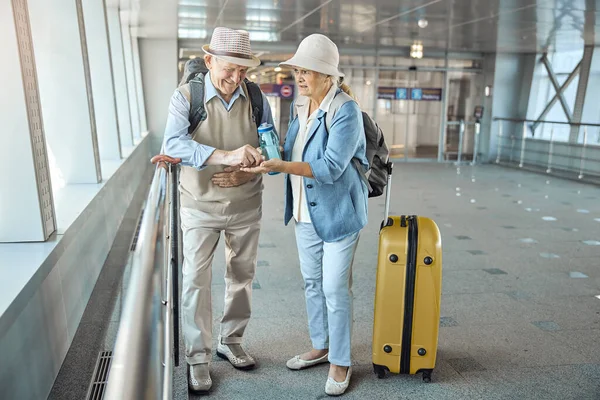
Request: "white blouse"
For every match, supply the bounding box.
[291,84,338,223]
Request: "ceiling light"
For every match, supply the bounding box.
[189,55,197,59]
[410,41,423,59]
[366,80,372,85]
[274,67,282,72]
[418,18,428,28]
[250,74,257,79]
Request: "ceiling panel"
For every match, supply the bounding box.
[174,0,600,58]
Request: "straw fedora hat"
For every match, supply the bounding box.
[280,34,344,77]
[202,27,261,68]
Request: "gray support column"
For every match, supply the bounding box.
[569,46,594,142]
[525,55,544,123]
[438,51,450,162]
[371,50,380,121]
[489,53,536,160]
[82,0,121,160]
[371,5,381,121]
[1,0,56,241]
[120,13,141,141]
[28,0,102,184]
[577,49,600,145]
[517,54,537,119]
[480,53,496,162]
[106,7,133,148]
[438,1,453,162]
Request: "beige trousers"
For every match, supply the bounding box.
[180,206,261,365]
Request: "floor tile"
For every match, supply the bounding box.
[483,268,508,275]
[531,321,561,331]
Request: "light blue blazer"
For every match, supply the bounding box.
[283,90,369,242]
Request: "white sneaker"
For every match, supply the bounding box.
[325,367,352,396]
[286,352,329,370]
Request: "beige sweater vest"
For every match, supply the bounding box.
[178,82,263,214]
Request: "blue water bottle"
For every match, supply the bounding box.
[258,123,281,176]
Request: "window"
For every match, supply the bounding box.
[532,49,583,142]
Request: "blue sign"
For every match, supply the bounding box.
[396,88,408,100]
[411,88,423,101]
[411,88,442,101]
[377,87,442,101]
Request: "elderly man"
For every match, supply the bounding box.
[153,27,275,394]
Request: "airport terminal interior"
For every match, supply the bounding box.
[1,0,600,399]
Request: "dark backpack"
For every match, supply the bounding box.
[322,92,391,198]
[179,59,264,134]
[344,111,390,198]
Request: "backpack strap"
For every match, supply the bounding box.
[244,79,264,126]
[185,75,263,135]
[324,91,353,132]
[324,91,372,192]
[188,74,207,134]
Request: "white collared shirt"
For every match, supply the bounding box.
[291,84,338,223]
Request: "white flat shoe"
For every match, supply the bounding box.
[325,367,352,396]
[286,352,329,370]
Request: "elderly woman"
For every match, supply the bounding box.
[243,34,368,396]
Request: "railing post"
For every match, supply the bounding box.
[163,164,173,400]
[456,120,465,165]
[471,121,480,166]
[546,126,554,173]
[170,164,180,367]
[496,120,503,164]
[519,122,527,168]
[509,129,516,163]
[578,126,588,179]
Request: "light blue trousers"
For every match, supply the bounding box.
[294,222,360,367]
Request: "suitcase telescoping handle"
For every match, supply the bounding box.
[384,162,393,221]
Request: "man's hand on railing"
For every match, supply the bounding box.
[151,155,182,169]
[211,166,256,188]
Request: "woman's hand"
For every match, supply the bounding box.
[241,158,286,174]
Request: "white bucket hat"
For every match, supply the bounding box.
[202,27,261,68]
[280,34,344,77]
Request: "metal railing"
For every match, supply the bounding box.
[493,118,600,181]
[444,120,482,165]
[104,163,180,400]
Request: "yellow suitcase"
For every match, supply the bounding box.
[372,169,442,382]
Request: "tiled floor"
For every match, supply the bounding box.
[171,162,600,400]
[52,162,600,399]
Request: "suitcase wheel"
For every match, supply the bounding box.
[373,364,387,379]
[422,369,432,383]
